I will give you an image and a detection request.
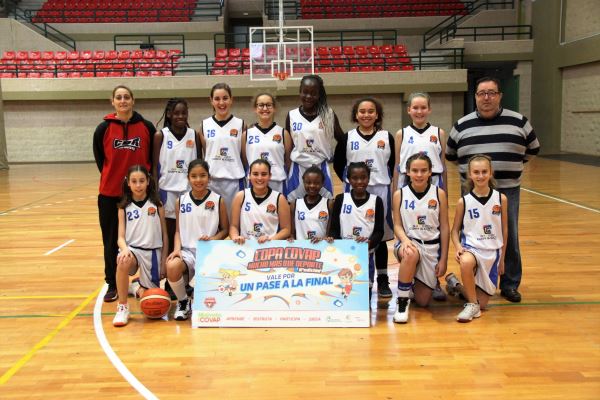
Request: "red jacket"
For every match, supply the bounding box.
[93,111,155,197]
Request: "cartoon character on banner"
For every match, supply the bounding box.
[338,268,354,299]
[219,268,240,296]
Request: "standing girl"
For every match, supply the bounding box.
[391,154,449,324]
[333,97,395,299]
[200,83,246,215]
[230,159,291,244]
[329,162,384,301]
[242,92,292,193]
[393,92,449,300]
[450,154,507,322]
[166,160,229,321]
[290,166,333,243]
[286,74,344,201]
[93,85,156,303]
[113,165,168,327]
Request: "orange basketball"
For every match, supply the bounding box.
[140,288,171,319]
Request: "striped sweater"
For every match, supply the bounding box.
[446,108,540,189]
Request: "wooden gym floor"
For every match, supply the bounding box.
[0,158,599,399]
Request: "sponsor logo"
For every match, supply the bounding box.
[203,297,216,308]
[492,205,501,215]
[365,158,374,168]
[147,207,157,216]
[253,222,263,233]
[417,215,426,225]
[260,151,270,160]
[377,140,385,149]
[205,200,215,210]
[113,137,141,151]
[352,226,362,236]
[266,204,277,215]
[307,230,316,239]
[318,211,328,221]
[175,159,185,168]
[306,139,314,148]
[428,199,438,209]
[219,147,228,156]
[272,134,282,143]
[196,312,221,323]
[483,224,493,235]
[229,128,239,137]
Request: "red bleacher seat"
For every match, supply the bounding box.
[2,51,16,61]
[216,48,228,58]
[16,51,28,61]
[229,48,241,58]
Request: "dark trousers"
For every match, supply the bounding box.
[98,194,120,287]
[498,186,522,291]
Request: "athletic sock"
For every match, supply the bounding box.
[168,277,188,301]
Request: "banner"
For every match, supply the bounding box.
[192,240,370,327]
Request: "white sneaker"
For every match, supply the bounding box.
[393,297,410,324]
[457,302,481,322]
[113,303,130,327]
[128,279,141,299]
[174,298,191,321]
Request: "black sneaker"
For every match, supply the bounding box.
[164,281,177,300]
[376,275,393,298]
[174,298,191,321]
[103,284,118,303]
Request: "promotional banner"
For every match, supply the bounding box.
[192,240,370,327]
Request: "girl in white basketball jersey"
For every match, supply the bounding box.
[166,160,229,321]
[286,75,344,201]
[113,165,168,327]
[200,83,247,216]
[329,162,384,302]
[333,97,395,299]
[450,155,507,322]
[230,159,291,244]
[392,92,448,193]
[290,166,333,243]
[391,154,449,324]
[242,93,292,193]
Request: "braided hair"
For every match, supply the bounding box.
[157,97,189,129]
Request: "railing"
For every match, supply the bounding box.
[214,29,397,52]
[264,0,300,19]
[416,48,464,70]
[438,25,532,43]
[11,7,77,50]
[423,0,515,48]
[114,35,186,53]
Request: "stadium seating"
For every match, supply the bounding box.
[32,0,197,23]
[0,49,182,78]
[300,0,467,19]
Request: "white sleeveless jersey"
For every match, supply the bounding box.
[294,196,329,240]
[461,190,504,250]
[399,184,440,242]
[345,129,391,185]
[178,190,221,249]
[399,124,443,173]
[239,188,281,239]
[288,108,333,166]
[203,116,244,179]
[245,124,286,182]
[339,192,377,239]
[158,127,197,191]
[124,199,162,249]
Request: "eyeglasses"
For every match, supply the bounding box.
[256,103,274,109]
[475,90,500,98]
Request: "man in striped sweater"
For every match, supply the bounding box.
[446,76,540,303]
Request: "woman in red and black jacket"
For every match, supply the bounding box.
[93,85,156,302]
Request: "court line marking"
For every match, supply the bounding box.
[93,284,158,400]
[521,187,600,213]
[43,239,75,256]
[0,295,90,300]
[0,286,101,386]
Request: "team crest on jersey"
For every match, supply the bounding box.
[365,208,375,221]
[147,207,157,216]
[417,215,426,225]
[492,205,501,215]
[307,230,316,239]
[266,204,277,215]
[253,223,263,233]
[408,136,414,144]
[352,226,362,236]
[272,134,282,143]
[428,199,438,209]
[204,297,216,308]
[219,147,228,156]
[260,152,270,161]
[483,225,493,235]
[377,140,385,149]
[430,135,438,143]
[186,139,194,148]
[229,129,239,137]
[306,139,314,148]
[318,211,328,221]
[205,201,215,210]
[176,160,185,168]
[113,137,141,151]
